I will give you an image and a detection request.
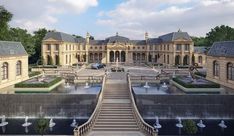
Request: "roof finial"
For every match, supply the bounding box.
[145,31,149,40]
[178,29,182,32]
[116,32,118,36]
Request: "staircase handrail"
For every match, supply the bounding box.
[74,74,106,136]
[127,74,157,136]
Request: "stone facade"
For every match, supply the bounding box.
[0,41,29,89]
[42,31,194,66]
[194,47,207,67]
[206,41,234,90]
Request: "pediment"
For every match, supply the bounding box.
[108,43,127,49]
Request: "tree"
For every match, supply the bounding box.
[0,6,13,40]
[35,118,49,136]
[31,28,48,64]
[191,36,208,47]
[206,25,234,46]
[183,120,198,135]
[8,27,35,57]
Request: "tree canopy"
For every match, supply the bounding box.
[192,25,234,47]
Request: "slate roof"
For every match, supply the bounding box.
[159,32,192,42]
[43,31,85,43]
[89,40,107,45]
[0,41,28,57]
[194,47,207,54]
[147,38,162,45]
[131,40,146,45]
[208,41,234,57]
[105,35,130,43]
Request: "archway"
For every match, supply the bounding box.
[175,55,181,65]
[55,55,59,65]
[94,53,98,62]
[121,51,126,62]
[183,55,190,65]
[110,51,114,62]
[133,53,136,62]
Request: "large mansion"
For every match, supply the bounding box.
[42,30,196,66]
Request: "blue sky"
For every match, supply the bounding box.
[1,0,234,39]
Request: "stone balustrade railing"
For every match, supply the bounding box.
[74,74,106,136]
[127,74,157,136]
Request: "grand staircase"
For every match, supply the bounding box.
[74,72,156,136]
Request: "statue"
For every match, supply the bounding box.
[188,63,199,81]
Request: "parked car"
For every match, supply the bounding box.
[91,63,106,69]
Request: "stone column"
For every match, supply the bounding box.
[119,50,122,62]
[113,50,116,62]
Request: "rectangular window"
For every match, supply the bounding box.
[185,44,190,51]
[69,45,71,50]
[164,45,166,50]
[66,45,68,50]
[176,44,181,51]
[167,45,169,50]
[160,45,162,50]
[47,44,51,51]
[55,44,59,51]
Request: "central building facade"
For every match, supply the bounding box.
[42,31,194,66]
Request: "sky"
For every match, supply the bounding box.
[1,0,234,39]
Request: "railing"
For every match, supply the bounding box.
[127,74,157,136]
[74,74,106,136]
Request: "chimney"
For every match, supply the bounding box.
[145,32,149,40]
[86,32,90,44]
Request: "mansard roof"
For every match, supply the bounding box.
[131,40,146,45]
[105,35,130,43]
[0,41,28,57]
[159,32,192,42]
[43,31,85,43]
[208,41,234,57]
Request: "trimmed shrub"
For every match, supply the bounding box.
[15,77,62,88]
[183,120,198,135]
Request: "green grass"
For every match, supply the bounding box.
[15,77,62,88]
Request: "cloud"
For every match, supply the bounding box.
[96,0,234,39]
[1,0,98,32]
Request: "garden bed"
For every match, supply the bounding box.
[15,76,64,93]
[172,76,223,93]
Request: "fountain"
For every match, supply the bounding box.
[197,120,206,128]
[58,108,65,116]
[70,118,78,127]
[172,71,176,78]
[161,82,168,90]
[22,116,32,127]
[153,116,162,131]
[65,82,71,88]
[176,118,183,128]
[218,120,227,129]
[49,118,56,131]
[0,115,8,127]
[84,82,90,89]
[111,57,124,72]
[38,106,44,117]
[143,82,150,93]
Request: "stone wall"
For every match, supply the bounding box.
[206,56,234,89]
[134,94,234,119]
[0,94,97,118]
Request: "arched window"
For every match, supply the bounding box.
[213,61,219,77]
[2,62,8,80]
[227,63,234,80]
[198,56,203,64]
[16,61,22,76]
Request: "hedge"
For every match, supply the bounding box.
[15,77,62,88]
[173,77,220,88]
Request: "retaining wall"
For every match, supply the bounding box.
[134,94,234,119]
[0,94,98,118]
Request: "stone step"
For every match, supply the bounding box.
[99,113,133,116]
[94,124,138,128]
[96,118,136,122]
[100,109,132,111]
[97,116,134,119]
[92,127,139,131]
